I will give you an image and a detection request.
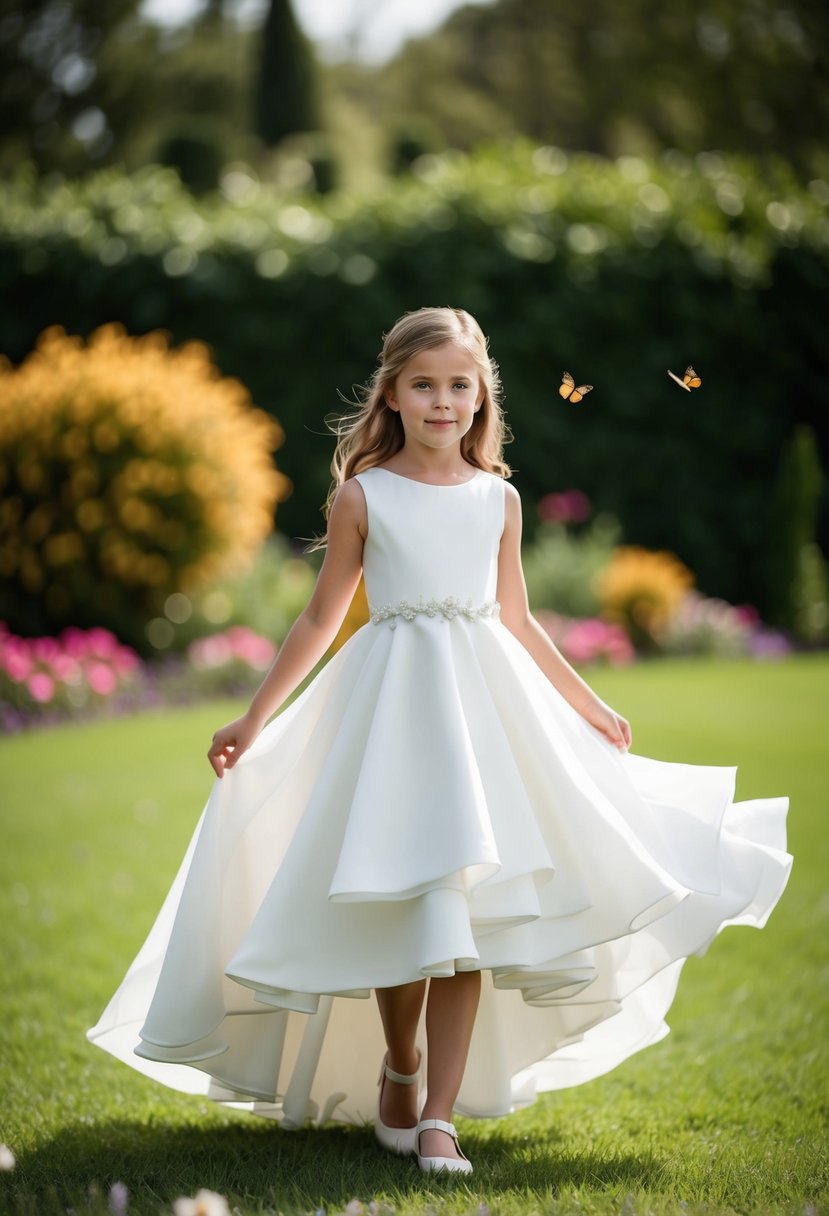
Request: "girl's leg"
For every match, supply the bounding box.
[375,979,427,1128]
[419,970,481,1160]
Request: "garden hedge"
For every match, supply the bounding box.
[1,142,827,618]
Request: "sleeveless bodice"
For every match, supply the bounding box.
[354,467,505,616]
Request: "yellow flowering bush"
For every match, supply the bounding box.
[596,545,694,651]
[0,325,289,650]
[328,578,370,655]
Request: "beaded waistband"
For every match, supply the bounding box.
[369,596,500,629]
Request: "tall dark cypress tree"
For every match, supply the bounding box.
[255,0,320,146]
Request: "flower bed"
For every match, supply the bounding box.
[0,622,279,733]
[536,611,635,667]
[0,621,143,731]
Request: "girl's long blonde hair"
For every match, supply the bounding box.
[308,307,512,550]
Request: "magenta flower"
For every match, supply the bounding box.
[59,626,89,658]
[32,636,61,663]
[537,489,592,525]
[735,603,761,626]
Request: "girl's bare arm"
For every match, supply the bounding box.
[208,479,367,776]
[495,483,631,750]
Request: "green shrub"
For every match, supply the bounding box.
[523,516,620,616]
[767,425,829,642]
[139,534,316,657]
[156,121,225,194]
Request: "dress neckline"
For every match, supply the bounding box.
[374,467,484,489]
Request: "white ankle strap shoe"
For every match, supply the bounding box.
[415,1118,473,1174]
[374,1052,422,1155]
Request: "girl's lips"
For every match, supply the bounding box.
[427,420,455,426]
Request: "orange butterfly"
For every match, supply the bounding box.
[559,371,593,404]
[667,365,702,392]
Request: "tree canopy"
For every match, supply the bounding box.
[359,0,829,175]
[1,0,825,181]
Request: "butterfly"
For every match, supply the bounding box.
[559,371,593,404]
[667,365,702,392]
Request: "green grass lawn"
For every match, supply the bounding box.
[1,654,827,1216]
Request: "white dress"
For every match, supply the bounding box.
[88,467,792,1127]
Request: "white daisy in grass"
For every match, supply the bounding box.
[172,1190,230,1216]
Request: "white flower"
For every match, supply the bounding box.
[173,1190,231,1216]
[108,1181,129,1216]
[0,1144,15,1171]
[345,1203,364,1216]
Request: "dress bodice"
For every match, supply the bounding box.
[354,467,505,617]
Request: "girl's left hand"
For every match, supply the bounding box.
[583,700,632,751]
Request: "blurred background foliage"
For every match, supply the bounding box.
[2,144,827,623]
[1,0,826,184]
[0,0,828,693]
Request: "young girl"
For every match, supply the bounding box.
[89,307,791,1175]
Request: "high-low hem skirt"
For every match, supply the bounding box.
[87,616,792,1126]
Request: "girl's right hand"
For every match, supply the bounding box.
[207,712,263,778]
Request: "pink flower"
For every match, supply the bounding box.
[32,636,61,663]
[86,662,117,696]
[735,603,761,626]
[52,654,82,683]
[537,489,592,525]
[85,627,120,658]
[59,626,90,658]
[27,672,55,703]
[2,650,33,682]
[538,612,634,666]
[111,646,140,676]
[189,634,233,670]
[227,626,276,669]
[188,628,276,672]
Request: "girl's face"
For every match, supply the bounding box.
[385,342,484,455]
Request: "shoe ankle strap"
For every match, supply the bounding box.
[416,1117,456,1137]
[381,1052,421,1085]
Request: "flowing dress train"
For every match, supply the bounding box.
[88,467,791,1125]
